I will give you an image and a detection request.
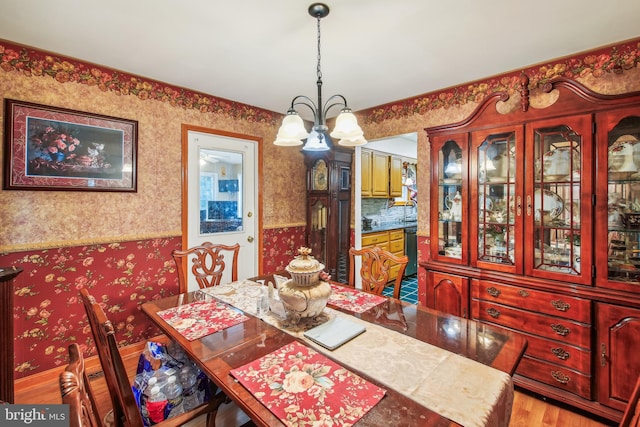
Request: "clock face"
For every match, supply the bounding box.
[313,160,328,190]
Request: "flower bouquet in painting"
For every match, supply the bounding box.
[26,118,121,179]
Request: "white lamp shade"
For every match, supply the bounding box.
[274,135,304,146]
[274,112,308,146]
[330,110,365,140]
[338,135,368,147]
[302,130,330,151]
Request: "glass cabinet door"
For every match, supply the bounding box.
[471,126,522,274]
[430,134,467,264]
[596,107,640,292]
[525,115,592,285]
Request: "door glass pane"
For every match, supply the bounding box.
[607,116,640,283]
[438,140,462,258]
[199,148,243,234]
[478,132,516,265]
[532,125,581,274]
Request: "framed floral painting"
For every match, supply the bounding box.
[3,99,137,191]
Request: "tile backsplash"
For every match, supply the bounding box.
[362,198,417,227]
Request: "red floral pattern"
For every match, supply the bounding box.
[327,284,387,313]
[230,341,385,427]
[1,237,182,379]
[262,227,307,273]
[157,300,249,341]
[362,41,640,123]
[2,232,301,379]
[0,41,278,125]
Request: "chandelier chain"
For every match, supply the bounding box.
[316,14,322,82]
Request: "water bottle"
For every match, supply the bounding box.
[143,383,167,426]
[164,375,185,419]
[179,366,200,411]
[132,370,152,409]
[256,286,269,317]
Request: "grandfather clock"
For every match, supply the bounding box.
[304,147,352,283]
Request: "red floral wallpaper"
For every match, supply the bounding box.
[1,237,183,379]
[261,226,307,273]
[1,231,303,379]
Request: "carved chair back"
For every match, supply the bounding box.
[172,242,240,291]
[349,246,408,299]
[59,343,101,427]
[621,374,640,427]
[79,288,219,427]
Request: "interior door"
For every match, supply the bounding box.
[183,126,258,291]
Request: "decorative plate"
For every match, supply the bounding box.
[542,147,579,180]
[608,135,639,173]
[534,189,564,221]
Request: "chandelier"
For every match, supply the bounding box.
[273,3,367,151]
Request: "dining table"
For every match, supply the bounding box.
[141,277,527,427]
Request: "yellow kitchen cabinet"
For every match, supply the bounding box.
[361,228,405,282]
[389,155,403,197]
[371,151,389,197]
[361,149,372,197]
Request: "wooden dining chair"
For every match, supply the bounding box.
[60,343,101,427]
[349,246,409,299]
[172,242,240,292]
[620,374,640,427]
[79,288,222,427]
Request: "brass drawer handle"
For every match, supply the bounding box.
[518,289,529,298]
[551,347,570,360]
[551,324,570,336]
[551,300,570,312]
[486,287,501,298]
[551,371,570,384]
[487,307,500,318]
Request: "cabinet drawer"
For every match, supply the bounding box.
[475,280,590,323]
[362,233,388,247]
[474,300,591,348]
[517,356,591,400]
[389,239,404,254]
[520,331,591,374]
[389,229,404,241]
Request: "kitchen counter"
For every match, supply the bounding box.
[362,221,417,234]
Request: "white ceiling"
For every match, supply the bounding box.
[1,0,639,118]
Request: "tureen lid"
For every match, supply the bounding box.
[286,247,324,274]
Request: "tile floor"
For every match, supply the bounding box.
[382,274,418,304]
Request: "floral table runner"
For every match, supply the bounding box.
[204,281,514,426]
[327,283,387,313]
[157,300,249,341]
[230,341,385,427]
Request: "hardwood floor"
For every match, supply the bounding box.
[15,349,614,427]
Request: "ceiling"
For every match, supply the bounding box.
[1,0,639,119]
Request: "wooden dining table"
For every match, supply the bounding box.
[141,278,527,427]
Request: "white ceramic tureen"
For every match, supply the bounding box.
[277,247,331,323]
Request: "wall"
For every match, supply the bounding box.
[0,40,307,378]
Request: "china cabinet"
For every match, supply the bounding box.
[305,148,352,283]
[423,76,640,422]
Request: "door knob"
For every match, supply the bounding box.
[247,236,254,243]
